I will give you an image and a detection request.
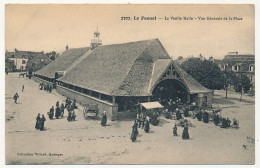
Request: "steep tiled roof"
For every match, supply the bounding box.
[35,47,90,78]
[58,39,169,95]
[57,39,211,96]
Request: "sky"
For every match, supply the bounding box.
[5,4,255,59]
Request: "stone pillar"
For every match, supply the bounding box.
[111,96,117,120]
[198,93,203,108]
[207,93,213,108]
[187,93,190,104]
[99,93,102,100]
[112,96,115,104]
[89,91,92,96]
[111,104,118,121]
[147,96,151,102]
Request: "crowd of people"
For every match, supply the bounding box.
[130,96,241,143]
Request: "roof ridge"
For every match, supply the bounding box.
[63,49,92,75]
[98,38,158,48]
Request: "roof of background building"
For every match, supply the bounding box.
[6,50,43,59]
[36,47,90,78]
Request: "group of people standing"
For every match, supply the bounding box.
[35,113,46,131]
[39,82,53,93]
[65,97,77,122]
[131,112,150,142]
[47,98,77,122]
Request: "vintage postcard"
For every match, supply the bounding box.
[5,4,255,165]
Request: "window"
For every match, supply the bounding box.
[22,55,25,59]
[224,64,228,70]
[232,65,240,71]
[22,60,26,64]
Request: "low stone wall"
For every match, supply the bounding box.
[117,110,137,120]
[56,85,118,121]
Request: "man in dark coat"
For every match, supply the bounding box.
[184,107,189,117]
[227,118,231,127]
[203,111,209,123]
[72,98,77,109]
[173,124,178,136]
[182,124,190,140]
[56,101,59,107]
[213,115,220,125]
[176,109,182,120]
[144,118,150,133]
[132,120,139,135]
[35,113,41,129]
[48,106,54,119]
[131,127,137,142]
[13,93,19,104]
[196,111,202,121]
[39,115,46,131]
[55,106,61,119]
[46,84,49,92]
[49,85,52,93]
[60,103,65,117]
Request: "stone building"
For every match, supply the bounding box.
[217,52,255,85]
[5,49,43,71]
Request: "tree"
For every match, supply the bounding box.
[223,70,237,98]
[46,51,57,60]
[181,57,225,90]
[232,74,251,101]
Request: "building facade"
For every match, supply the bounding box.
[217,52,255,85]
[5,49,43,71]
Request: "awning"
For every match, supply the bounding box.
[141,101,164,110]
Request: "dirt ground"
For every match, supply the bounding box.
[5,73,255,164]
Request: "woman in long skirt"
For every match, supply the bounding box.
[101,111,107,126]
[35,113,41,129]
[39,115,46,131]
[173,124,178,136]
[182,124,190,140]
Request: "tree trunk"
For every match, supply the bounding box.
[240,89,243,101]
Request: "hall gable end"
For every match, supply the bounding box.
[149,61,190,94]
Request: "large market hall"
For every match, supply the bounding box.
[34,38,213,120]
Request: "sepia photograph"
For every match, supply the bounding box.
[4,4,255,165]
